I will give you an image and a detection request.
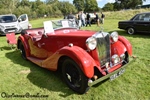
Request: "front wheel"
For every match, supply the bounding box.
[62,59,89,94]
[19,42,27,59]
[127,27,135,35]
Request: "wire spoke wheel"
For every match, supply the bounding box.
[62,59,89,94]
[65,65,81,88]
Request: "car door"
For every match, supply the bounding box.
[133,13,150,32]
[18,14,29,29]
[27,34,49,59]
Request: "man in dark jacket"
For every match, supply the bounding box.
[67,12,75,19]
[86,13,91,27]
[94,12,100,26]
[101,12,105,24]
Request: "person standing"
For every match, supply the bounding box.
[86,13,91,27]
[75,14,79,27]
[101,12,105,24]
[81,11,86,27]
[94,12,100,26]
[67,12,75,19]
[78,11,82,28]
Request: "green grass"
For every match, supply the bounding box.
[104,8,150,20]
[0,18,150,100]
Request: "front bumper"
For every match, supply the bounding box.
[88,57,135,86]
[0,28,21,35]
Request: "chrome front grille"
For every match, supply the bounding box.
[96,32,111,67]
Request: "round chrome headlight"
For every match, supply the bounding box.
[112,54,120,64]
[86,37,97,50]
[111,31,118,42]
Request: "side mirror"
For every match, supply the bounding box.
[18,19,22,22]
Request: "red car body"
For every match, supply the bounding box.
[17,20,133,94]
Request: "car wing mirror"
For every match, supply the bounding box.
[18,19,22,22]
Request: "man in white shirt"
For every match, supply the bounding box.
[81,11,86,27]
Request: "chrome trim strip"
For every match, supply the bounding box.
[88,58,135,86]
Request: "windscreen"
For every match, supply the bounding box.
[0,15,17,23]
[51,19,78,29]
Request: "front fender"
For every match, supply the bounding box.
[111,36,132,56]
[111,41,126,56]
[118,36,132,56]
[17,35,30,57]
[59,45,97,78]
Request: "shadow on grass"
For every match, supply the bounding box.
[5,50,76,97]
[0,46,17,51]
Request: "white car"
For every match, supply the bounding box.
[85,13,96,24]
[0,14,29,35]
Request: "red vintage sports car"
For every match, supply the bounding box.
[17,19,133,94]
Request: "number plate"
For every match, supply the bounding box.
[110,68,125,81]
[8,30,15,32]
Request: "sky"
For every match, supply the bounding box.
[30,0,150,8]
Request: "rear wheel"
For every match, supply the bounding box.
[19,42,26,59]
[127,27,135,35]
[62,59,89,94]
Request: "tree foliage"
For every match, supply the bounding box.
[103,0,147,11]
[116,0,143,9]
[0,0,147,19]
[84,0,99,12]
[73,0,85,11]
[57,1,77,16]
[0,0,76,18]
[46,0,58,4]
[73,0,99,12]
[102,3,114,11]
[0,0,19,14]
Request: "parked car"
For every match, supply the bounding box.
[118,12,150,35]
[85,13,97,24]
[17,19,133,94]
[0,14,29,35]
[88,13,97,24]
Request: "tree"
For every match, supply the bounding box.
[46,0,58,4]
[57,1,77,16]
[14,6,31,17]
[0,0,19,13]
[73,0,99,12]
[31,0,44,11]
[114,0,147,10]
[84,0,99,12]
[46,5,53,17]
[19,0,31,7]
[36,4,48,17]
[102,3,114,11]
[73,0,85,11]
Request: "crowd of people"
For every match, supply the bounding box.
[65,11,105,28]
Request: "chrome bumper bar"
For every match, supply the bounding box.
[88,58,135,86]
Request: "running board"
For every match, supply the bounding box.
[27,57,43,67]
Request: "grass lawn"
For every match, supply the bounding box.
[0,18,149,100]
